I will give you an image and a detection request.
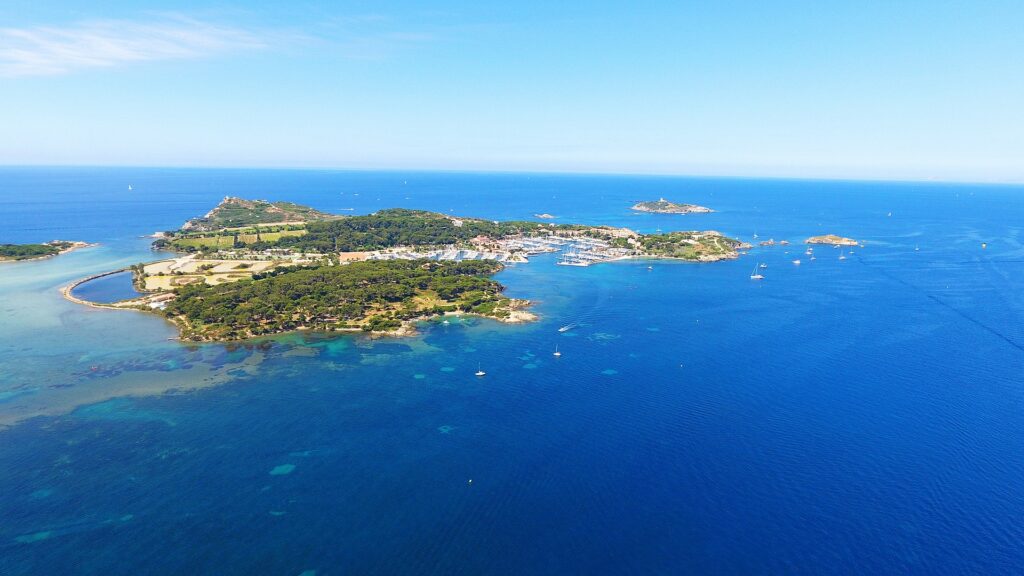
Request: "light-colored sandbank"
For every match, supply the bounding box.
[0,350,267,429]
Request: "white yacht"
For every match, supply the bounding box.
[556,248,589,267]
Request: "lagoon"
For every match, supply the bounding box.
[70,270,141,304]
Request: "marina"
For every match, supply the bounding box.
[366,234,632,267]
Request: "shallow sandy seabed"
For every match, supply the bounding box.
[0,351,265,429]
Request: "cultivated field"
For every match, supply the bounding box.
[171,228,307,249]
[141,257,285,290]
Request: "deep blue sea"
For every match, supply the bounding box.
[1,167,1023,574]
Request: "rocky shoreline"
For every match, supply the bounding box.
[806,234,858,246]
[631,199,713,214]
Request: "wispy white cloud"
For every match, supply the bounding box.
[312,14,437,60]
[0,15,267,77]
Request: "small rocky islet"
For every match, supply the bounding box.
[630,198,713,214]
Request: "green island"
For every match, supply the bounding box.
[162,259,530,341]
[0,241,91,262]
[67,198,750,341]
[631,198,713,214]
[806,234,858,246]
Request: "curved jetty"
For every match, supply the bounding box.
[61,269,130,308]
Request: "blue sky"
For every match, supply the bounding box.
[1,1,1022,181]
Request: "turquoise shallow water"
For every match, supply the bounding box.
[1,168,1024,574]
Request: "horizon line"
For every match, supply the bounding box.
[1,162,1022,188]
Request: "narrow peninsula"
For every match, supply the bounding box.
[180,197,341,232]
[631,198,713,214]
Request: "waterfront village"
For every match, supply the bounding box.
[131,225,661,305]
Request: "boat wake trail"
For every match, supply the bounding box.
[856,254,1024,354]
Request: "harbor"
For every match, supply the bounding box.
[366,234,633,267]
